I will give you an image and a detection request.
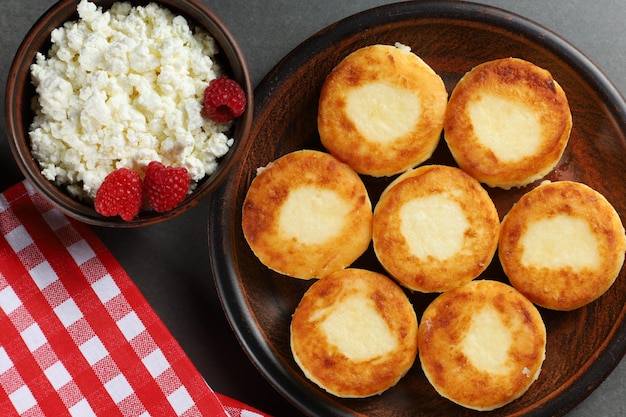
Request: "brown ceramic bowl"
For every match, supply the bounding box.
[209,2,626,417]
[5,0,252,227]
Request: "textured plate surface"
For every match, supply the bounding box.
[208,2,626,416]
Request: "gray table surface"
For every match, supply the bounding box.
[1,1,624,416]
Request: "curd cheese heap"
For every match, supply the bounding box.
[29,0,233,201]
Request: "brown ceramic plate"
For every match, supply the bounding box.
[208,2,626,416]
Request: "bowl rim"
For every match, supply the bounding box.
[4,0,253,228]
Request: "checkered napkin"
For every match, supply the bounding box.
[0,180,270,417]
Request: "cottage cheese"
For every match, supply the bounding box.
[29,0,233,200]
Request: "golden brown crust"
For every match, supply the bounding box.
[418,280,547,411]
[242,150,372,279]
[372,165,500,292]
[290,268,418,397]
[443,58,572,189]
[499,181,626,310]
[318,44,448,177]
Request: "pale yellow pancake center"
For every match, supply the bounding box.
[460,308,513,375]
[520,214,600,270]
[345,82,421,144]
[399,194,469,260]
[468,94,542,162]
[319,295,397,361]
[279,186,352,245]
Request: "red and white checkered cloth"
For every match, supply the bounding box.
[0,180,270,417]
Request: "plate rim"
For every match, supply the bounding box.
[208,1,626,416]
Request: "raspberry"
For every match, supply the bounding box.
[94,167,143,221]
[203,77,246,123]
[143,161,190,212]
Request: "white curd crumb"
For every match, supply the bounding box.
[394,42,411,52]
[29,0,233,200]
[256,161,274,176]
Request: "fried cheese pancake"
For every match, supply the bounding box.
[499,181,626,311]
[418,280,547,411]
[242,150,372,279]
[373,165,500,292]
[318,44,448,177]
[290,268,418,397]
[444,58,572,189]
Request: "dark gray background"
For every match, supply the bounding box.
[1,1,624,416]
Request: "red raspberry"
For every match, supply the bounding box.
[203,76,246,123]
[143,161,190,212]
[94,167,143,221]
